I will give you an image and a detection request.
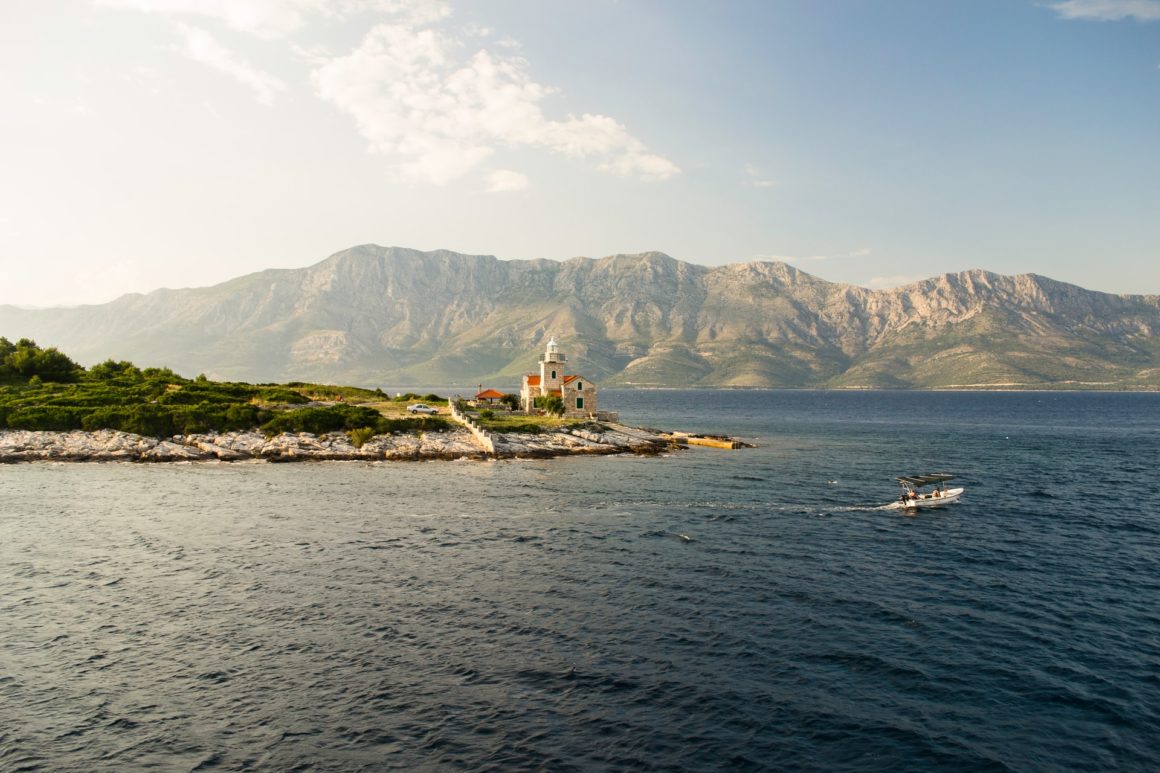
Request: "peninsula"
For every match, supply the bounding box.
[0,338,739,464]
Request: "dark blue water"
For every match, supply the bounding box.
[2,390,1158,771]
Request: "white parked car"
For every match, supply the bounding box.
[407,403,439,415]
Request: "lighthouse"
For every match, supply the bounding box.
[520,338,598,417]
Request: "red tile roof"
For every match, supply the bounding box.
[475,388,505,399]
[562,375,581,384]
[525,375,541,386]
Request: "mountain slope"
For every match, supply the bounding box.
[2,245,1158,389]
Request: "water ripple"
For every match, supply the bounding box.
[3,391,1159,770]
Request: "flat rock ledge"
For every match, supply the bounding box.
[0,424,674,464]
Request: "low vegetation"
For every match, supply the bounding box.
[477,417,545,434]
[0,338,450,438]
[469,400,582,434]
[533,395,565,416]
[259,404,449,436]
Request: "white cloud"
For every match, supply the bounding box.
[95,0,451,38]
[99,0,677,185]
[362,0,450,26]
[1048,0,1160,22]
[96,0,312,38]
[173,23,287,105]
[744,164,775,188]
[759,248,873,262]
[313,22,679,185]
[124,64,169,96]
[27,96,92,117]
[289,40,333,64]
[485,169,529,192]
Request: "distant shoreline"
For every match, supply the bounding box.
[606,384,1160,393]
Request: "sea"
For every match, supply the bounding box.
[2,390,1158,772]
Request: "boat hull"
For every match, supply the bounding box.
[886,487,965,510]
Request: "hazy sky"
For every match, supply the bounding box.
[1,0,1157,307]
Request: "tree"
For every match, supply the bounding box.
[36,348,81,382]
[121,404,176,438]
[0,339,12,380]
[89,359,142,382]
[535,395,565,416]
[142,367,182,381]
[1,339,81,382]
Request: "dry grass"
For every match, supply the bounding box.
[361,400,436,418]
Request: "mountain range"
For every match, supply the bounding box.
[3,245,1159,390]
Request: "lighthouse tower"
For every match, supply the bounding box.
[539,338,565,392]
[520,336,599,417]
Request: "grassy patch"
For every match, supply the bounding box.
[470,411,585,434]
[285,382,388,402]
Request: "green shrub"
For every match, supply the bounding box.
[285,383,383,402]
[1,339,82,383]
[81,408,130,431]
[177,415,211,434]
[373,416,452,434]
[119,404,177,438]
[88,360,143,382]
[7,405,85,431]
[348,426,377,448]
[157,389,210,406]
[261,404,385,436]
[141,367,182,381]
[0,343,457,438]
[534,395,565,416]
[224,403,262,430]
[494,421,542,434]
[255,387,309,404]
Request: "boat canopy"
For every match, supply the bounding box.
[897,473,955,487]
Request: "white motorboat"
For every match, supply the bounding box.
[886,473,964,511]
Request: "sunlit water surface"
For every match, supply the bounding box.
[2,390,1158,771]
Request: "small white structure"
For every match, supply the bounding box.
[520,338,597,418]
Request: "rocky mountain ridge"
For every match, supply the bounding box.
[2,245,1158,389]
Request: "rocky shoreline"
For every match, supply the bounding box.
[0,424,676,463]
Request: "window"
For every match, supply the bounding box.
[577,382,583,390]
[551,370,556,379]
[576,397,584,409]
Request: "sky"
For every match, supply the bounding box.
[1,0,1157,307]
